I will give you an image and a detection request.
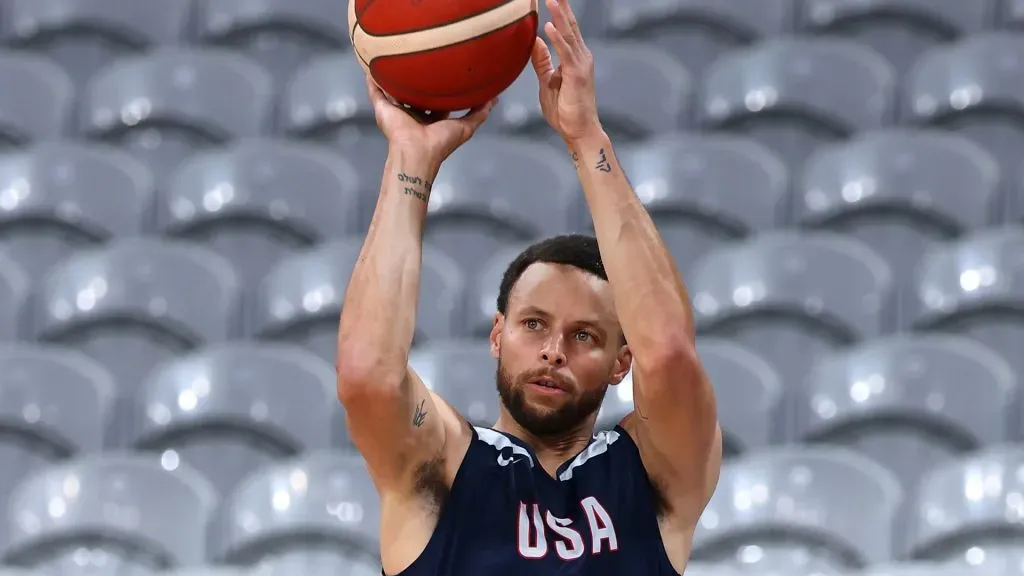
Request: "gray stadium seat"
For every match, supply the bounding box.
[161,139,362,285]
[0,53,74,148]
[130,343,336,496]
[617,133,788,271]
[409,340,500,426]
[468,243,532,338]
[904,33,1024,207]
[279,53,387,217]
[692,446,902,568]
[251,240,465,359]
[426,136,576,271]
[31,238,241,439]
[196,0,349,84]
[252,551,380,576]
[1004,0,1024,28]
[2,453,217,571]
[80,48,273,180]
[495,42,691,145]
[796,129,999,301]
[864,564,965,576]
[799,0,991,73]
[911,227,1024,401]
[604,0,792,75]
[690,231,893,420]
[952,546,1024,573]
[0,142,155,282]
[681,564,739,576]
[700,38,896,169]
[798,334,1016,496]
[730,547,846,574]
[596,338,784,456]
[167,569,250,576]
[908,445,1024,560]
[3,0,192,88]
[0,344,114,552]
[215,451,380,566]
[0,255,29,341]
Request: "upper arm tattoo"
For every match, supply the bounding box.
[398,172,431,203]
[594,149,612,173]
[412,398,428,427]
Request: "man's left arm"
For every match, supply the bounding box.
[572,130,722,521]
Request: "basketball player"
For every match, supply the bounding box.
[336,0,722,574]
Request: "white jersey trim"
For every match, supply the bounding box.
[473,427,621,481]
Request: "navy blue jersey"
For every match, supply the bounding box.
[391,425,680,575]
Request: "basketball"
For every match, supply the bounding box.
[348,0,539,112]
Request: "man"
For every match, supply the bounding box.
[336,0,722,573]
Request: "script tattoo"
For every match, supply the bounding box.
[398,172,432,203]
[412,399,427,427]
[594,149,612,173]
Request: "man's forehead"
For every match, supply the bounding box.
[509,263,616,318]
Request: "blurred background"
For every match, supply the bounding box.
[0,0,1023,575]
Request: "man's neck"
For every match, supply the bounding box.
[494,416,595,478]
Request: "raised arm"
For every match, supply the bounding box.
[336,79,495,495]
[531,0,721,523]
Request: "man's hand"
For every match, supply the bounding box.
[366,76,496,167]
[530,0,602,145]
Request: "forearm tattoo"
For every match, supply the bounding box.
[398,172,431,203]
[595,148,612,173]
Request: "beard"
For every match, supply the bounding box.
[496,359,607,438]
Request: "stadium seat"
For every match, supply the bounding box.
[796,129,999,298]
[0,142,155,282]
[700,38,896,169]
[690,231,894,415]
[950,546,1024,572]
[215,451,380,565]
[30,238,242,438]
[196,0,350,84]
[426,136,576,272]
[0,52,74,148]
[80,48,273,180]
[161,139,362,285]
[908,445,1024,560]
[3,0,192,87]
[692,446,902,568]
[1003,0,1024,28]
[130,343,336,495]
[467,243,532,338]
[252,552,380,576]
[2,453,217,571]
[863,564,965,576]
[679,564,739,576]
[730,547,847,574]
[597,338,784,456]
[167,569,251,576]
[279,53,387,216]
[604,0,793,75]
[798,334,1016,493]
[0,256,30,341]
[911,227,1024,399]
[904,33,1024,205]
[0,344,114,551]
[408,340,500,426]
[799,0,991,72]
[617,133,788,271]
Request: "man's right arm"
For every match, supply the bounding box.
[335,147,468,495]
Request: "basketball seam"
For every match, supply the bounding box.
[355,0,517,38]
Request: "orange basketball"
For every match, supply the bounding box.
[349,0,539,112]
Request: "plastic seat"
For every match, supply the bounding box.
[0,255,30,341]
[215,451,380,564]
[251,240,465,359]
[692,446,902,568]
[251,550,380,576]
[467,243,532,337]
[701,38,896,169]
[166,569,251,576]
[604,0,792,75]
[597,338,783,456]
[864,564,967,576]
[0,53,74,148]
[909,445,1024,560]
[690,231,893,421]
[408,340,500,426]
[3,0,192,87]
[161,139,362,285]
[800,0,991,72]
[31,238,242,439]
[80,48,273,180]
[797,129,999,300]
[131,343,336,496]
[904,33,1024,212]
[425,136,576,272]
[950,547,1024,573]
[618,133,788,271]
[799,334,1016,495]
[730,549,847,574]
[0,142,155,282]
[196,0,349,84]
[3,453,217,572]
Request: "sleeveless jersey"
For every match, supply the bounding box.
[391,425,681,575]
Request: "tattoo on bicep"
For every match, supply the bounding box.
[594,149,612,173]
[397,172,432,203]
[571,151,580,169]
[412,398,428,427]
